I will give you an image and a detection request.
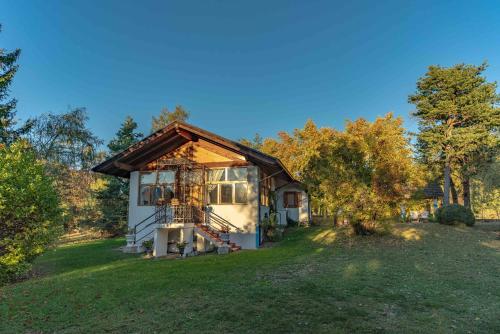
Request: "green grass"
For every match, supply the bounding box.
[1,223,499,333]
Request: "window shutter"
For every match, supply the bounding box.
[297,192,302,207]
[284,192,288,207]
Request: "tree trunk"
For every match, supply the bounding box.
[462,177,471,209]
[450,177,459,204]
[443,163,451,206]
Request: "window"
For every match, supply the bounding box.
[206,167,248,204]
[139,170,176,206]
[235,183,248,203]
[284,191,301,208]
[220,184,233,204]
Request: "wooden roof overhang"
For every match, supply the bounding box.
[92,121,296,185]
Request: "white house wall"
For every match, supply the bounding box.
[208,165,259,249]
[129,171,155,245]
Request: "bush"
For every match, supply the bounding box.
[0,141,62,284]
[262,213,285,241]
[266,227,285,241]
[435,204,475,226]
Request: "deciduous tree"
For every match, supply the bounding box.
[0,141,61,283]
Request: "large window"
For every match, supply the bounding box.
[139,170,175,206]
[206,167,248,204]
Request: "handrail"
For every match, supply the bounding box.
[133,205,171,244]
[207,209,241,231]
[135,229,154,244]
[133,204,196,244]
[204,207,242,232]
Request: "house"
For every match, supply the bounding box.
[92,121,310,256]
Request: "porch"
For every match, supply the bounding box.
[125,203,243,256]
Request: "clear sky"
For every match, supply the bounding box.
[1,0,499,144]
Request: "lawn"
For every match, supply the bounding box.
[1,223,499,333]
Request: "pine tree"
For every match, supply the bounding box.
[97,116,143,235]
[0,24,26,144]
[151,105,189,132]
[409,63,500,208]
[108,116,143,154]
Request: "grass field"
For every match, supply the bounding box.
[1,223,499,333]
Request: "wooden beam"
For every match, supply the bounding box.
[176,128,197,141]
[113,161,134,171]
[196,140,245,161]
[124,135,184,166]
[132,138,188,169]
[202,161,249,168]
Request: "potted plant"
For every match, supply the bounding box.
[219,226,230,243]
[177,241,188,256]
[142,239,154,256]
[125,228,135,247]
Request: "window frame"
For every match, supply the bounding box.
[138,170,176,207]
[206,167,248,205]
[284,191,301,208]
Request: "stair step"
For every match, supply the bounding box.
[195,224,241,252]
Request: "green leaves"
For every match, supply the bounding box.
[0,141,62,284]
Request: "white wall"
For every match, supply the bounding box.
[128,171,155,245]
[208,165,259,249]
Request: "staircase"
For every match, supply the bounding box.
[195,223,242,252]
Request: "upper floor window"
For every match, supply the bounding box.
[139,170,175,206]
[207,167,248,205]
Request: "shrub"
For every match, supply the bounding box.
[262,213,285,241]
[266,227,285,241]
[0,141,62,284]
[435,204,475,226]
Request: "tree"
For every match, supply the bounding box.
[471,156,500,218]
[0,24,30,145]
[26,108,103,230]
[96,116,143,235]
[239,133,263,150]
[409,63,500,208]
[0,141,62,283]
[318,114,419,232]
[151,105,189,132]
[27,108,102,169]
[108,116,143,153]
[262,114,419,232]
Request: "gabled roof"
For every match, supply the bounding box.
[423,180,444,198]
[92,121,296,183]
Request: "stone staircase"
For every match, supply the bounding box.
[195,224,241,252]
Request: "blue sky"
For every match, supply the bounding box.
[1,0,499,144]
